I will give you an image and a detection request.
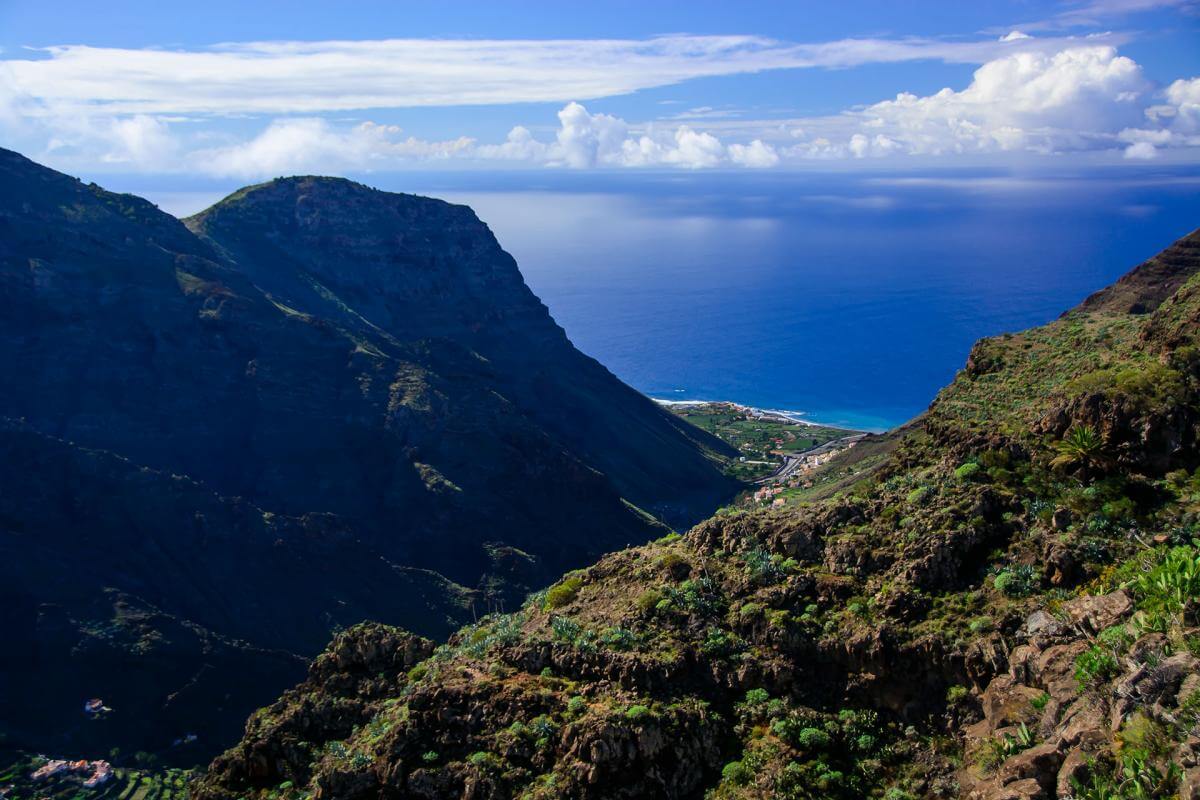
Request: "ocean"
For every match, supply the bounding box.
[141,167,1200,432]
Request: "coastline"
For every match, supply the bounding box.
[651,397,877,433]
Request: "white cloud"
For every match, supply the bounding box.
[0,32,1123,117]
[194,119,474,178]
[473,126,549,161]
[999,0,1197,32]
[103,115,178,166]
[728,139,780,168]
[1163,76,1200,131]
[662,127,725,168]
[553,102,629,168]
[4,37,1197,175]
[770,45,1156,159]
[540,104,728,169]
[854,46,1148,154]
[1123,140,1158,158]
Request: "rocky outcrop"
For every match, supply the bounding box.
[204,624,433,790]
[961,592,1199,800]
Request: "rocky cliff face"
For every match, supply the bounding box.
[0,149,737,759]
[194,228,1200,799]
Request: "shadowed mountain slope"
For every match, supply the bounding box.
[0,149,737,759]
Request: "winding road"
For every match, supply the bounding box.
[755,433,868,484]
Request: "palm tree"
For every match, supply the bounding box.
[1050,424,1107,479]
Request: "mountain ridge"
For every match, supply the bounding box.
[0,148,738,760]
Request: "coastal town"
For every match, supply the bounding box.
[661,400,865,499]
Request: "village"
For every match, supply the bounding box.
[1,753,193,800]
[749,433,863,507]
[28,758,113,789]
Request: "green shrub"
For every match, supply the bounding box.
[772,717,832,751]
[721,760,753,786]
[701,627,741,657]
[1072,749,1181,800]
[599,626,637,650]
[1074,645,1119,691]
[657,551,689,574]
[794,727,832,751]
[566,695,586,715]
[993,565,1039,597]
[544,576,584,609]
[624,704,651,721]
[1050,424,1108,474]
[550,615,587,646]
[955,461,982,482]
[978,723,1035,773]
[1119,712,1171,759]
[467,751,501,770]
[738,601,764,619]
[906,487,930,505]
[741,548,783,583]
[946,685,970,705]
[635,588,664,614]
[1130,545,1200,632]
[665,577,725,616]
[853,733,878,754]
[529,714,557,739]
[1030,691,1051,711]
[1178,690,1200,733]
[743,688,770,706]
[421,751,438,763]
[1096,624,1133,654]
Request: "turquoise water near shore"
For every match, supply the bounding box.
[405,169,1198,431]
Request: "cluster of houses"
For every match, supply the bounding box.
[749,437,863,507]
[753,486,787,506]
[83,697,111,717]
[29,759,113,788]
[790,447,841,474]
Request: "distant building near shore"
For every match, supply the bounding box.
[83,697,112,716]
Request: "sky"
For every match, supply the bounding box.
[1,0,1199,180]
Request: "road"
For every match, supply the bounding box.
[754,433,868,484]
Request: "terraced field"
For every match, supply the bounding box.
[0,756,191,800]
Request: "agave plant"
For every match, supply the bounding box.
[1050,424,1108,479]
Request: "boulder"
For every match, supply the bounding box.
[997,742,1063,794]
[1061,591,1132,634]
[1055,748,1093,798]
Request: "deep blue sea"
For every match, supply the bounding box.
[138,168,1200,432]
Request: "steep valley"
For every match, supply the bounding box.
[192,229,1200,799]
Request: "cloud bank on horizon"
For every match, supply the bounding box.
[1,5,1198,177]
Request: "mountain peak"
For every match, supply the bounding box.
[190,174,459,228]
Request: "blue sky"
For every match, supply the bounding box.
[1,0,1198,179]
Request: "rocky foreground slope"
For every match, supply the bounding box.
[0,149,736,758]
[196,230,1200,799]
